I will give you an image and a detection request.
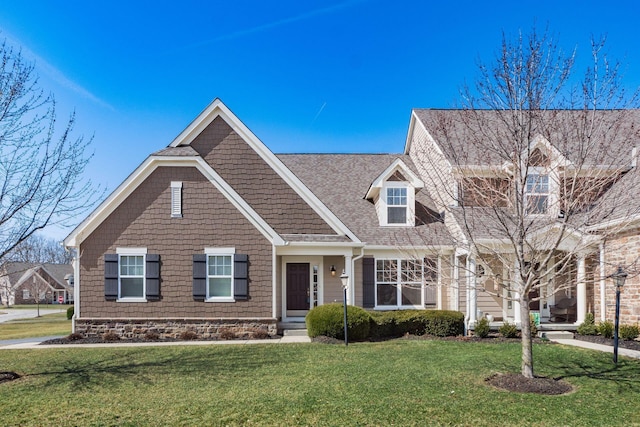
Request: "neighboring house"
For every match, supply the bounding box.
[63,100,640,338]
[0,262,74,306]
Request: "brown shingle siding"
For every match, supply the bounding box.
[189,116,336,235]
[79,166,273,319]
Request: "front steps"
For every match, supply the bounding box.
[539,330,574,340]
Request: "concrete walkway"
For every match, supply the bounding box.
[0,333,311,350]
[550,338,640,360]
[0,307,66,323]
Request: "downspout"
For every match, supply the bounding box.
[351,246,365,306]
[72,248,80,333]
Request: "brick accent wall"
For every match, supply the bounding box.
[190,116,336,235]
[600,228,640,324]
[78,166,274,322]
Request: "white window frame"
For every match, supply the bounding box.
[525,170,549,215]
[375,258,432,309]
[205,247,235,302]
[116,247,147,302]
[22,289,30,299]
[171,181,183,218]
[380,182,415,226]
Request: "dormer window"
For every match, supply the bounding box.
[387,187,407,224]
[365,158,424,227]
[525,172,549,214]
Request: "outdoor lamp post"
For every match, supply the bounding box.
[340,270,349,346]
[612,266,627,364]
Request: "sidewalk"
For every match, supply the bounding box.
[0,334,311,350]
[550,338,640,360]
[0,308,66,323]
[1,335,638,357]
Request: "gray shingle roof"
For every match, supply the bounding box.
[413,109,640,167]
[278,154,452,246]
[152,146,199,156]
[1,262,73,289]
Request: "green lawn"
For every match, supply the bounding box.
[1,340,639,426]
[0,312,71,340]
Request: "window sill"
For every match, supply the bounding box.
[116,298,147,303]
[205,297,236,303]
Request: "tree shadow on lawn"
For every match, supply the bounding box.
[26,347,288,390]
[545,356,640,393]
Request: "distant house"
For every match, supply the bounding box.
[0,262,74,306]
[63,99,640,339]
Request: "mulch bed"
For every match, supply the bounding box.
[575,334,640,351]
[0,372,21,384]
[486,373,574,395]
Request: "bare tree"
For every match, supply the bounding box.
[22,273,52,317]
[6,234,72,264]
[0,40,99,265]
[408,28,640,378]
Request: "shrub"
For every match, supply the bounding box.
[577,312,597,335]
[67,332,83,341]
[597,321,614,339]
[306,303,371,341]
[102,331,120,342]
[369,311,399,339]
[619,324,640,341]
[422,310,465,337]
[179,330,198,341]
[219,329,237,340]
[66,306,74,320]
[249,328,270,340]
[499,321,518,338]
[369,310,464,339]
[474,317,490,338]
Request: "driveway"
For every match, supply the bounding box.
[0,307,66,323]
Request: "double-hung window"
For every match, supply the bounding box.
[376,258,427,308]
[525,173,549,214]
[104,248,160,302]
[119,255,145,298]
[387,187,407,224]
[207,255,233,299]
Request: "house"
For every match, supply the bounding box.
[63,100,640,339]
[0,262,74,306]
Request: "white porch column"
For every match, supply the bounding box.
[436,255,443,310]
[344,255,353,305]
[467,256,477,324]
[452,254,460,311]
[576,254,587,324]
[599,244,606,322]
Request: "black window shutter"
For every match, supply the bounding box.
[193,254,207,301]
[234,254,249,300]
[146,254,161,300]
[362,257,375,308]
[104,254,119,300]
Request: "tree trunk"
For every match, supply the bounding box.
[520,296,534,378]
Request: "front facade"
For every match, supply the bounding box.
[64,100,640,338]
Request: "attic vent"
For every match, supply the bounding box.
[171,181,182,218]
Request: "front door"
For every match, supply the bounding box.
[286,263,310,313]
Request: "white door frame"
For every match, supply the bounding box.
[281,256,323,322]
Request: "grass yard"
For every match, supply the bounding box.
[0,312,71,340]
[1,340,639,426]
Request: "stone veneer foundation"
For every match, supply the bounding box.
[74,318,278,340]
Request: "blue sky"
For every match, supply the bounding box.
[1,0,639,238]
